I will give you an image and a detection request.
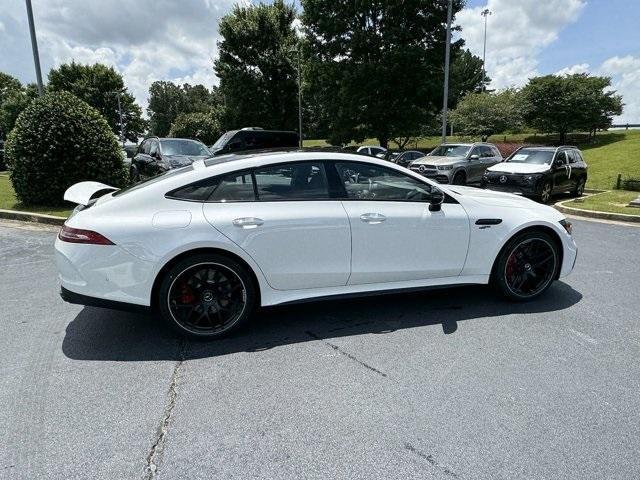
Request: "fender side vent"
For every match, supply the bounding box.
[476,218,502,225]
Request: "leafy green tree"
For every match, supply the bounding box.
[147,81,219,136]
[0,72,23,106]
[522,74,623,143]
[449,89,525,141]
[0,84,39,138]
[48,62,146,142]
[214,0,298,131]
[169,112,222,145]
[302,0,466,148]
[5,91,126,205]
[449,49,487,108]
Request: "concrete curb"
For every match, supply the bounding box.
[0,209,66,226]
[555,192,640,224]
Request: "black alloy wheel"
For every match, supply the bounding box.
[158,254,256,339]
[573,177,586,197]
[539,181,552,203]
[452,171,466,185]
[493,231,560,301]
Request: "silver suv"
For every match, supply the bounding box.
[409,143,503,185]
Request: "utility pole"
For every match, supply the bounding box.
[25,0,44,96]
[440,0,453,144]
[297,47,303,149]
[481,8,492,91]
[116,92,125,147]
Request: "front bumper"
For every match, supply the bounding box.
[410,167,452,184]
[481,175,543,196]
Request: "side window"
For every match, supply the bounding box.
[334,161,433,202]
[167,177,220,202]
[480,146,493,158]
[149,140,158,157]
[142,140,151,155]
[492,147,502,158]
[469,147,481,158]
[556,151,568,165]
[254,162,329,200]
[567,150,578,163]
[208,171,256,202]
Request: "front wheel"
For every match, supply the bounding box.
[572,177,586,197]
[539,181,552,204]
[492,231,560,301]
[452,171,466,185]
[157,254,257,339]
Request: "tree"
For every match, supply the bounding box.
[0,84,38,138]
[449,49,487,108]
[5,91,126,205]
[0,72,23,106]
[48,62,146,142]
[214,0,298,131]
[449,89,525,141]
[147,81,219,136]
[169,112,222,145]
[302,0,466,148]
[521,73,623,143]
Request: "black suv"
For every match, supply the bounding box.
[209,128,299,155]
[482,146,588,203]
[130,137,211,181]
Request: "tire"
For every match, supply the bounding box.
[452,171,466,185]
[539,181,552,204]
[572,177,586,197]
[157,253,257,339]
[492,230,560,301]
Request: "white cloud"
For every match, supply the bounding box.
[555,63,590,76]
[457,0,586,89]
[599,55,640,123]
[0,0,235,112]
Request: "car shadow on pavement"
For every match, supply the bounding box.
[62,281,582,362]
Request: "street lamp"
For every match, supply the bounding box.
[106,91,125,147]
[440,0,453,144]
[481,8,492,91]
[288,46,303,148]
[25,0,44,96]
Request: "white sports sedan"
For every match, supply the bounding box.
[55,151,577,339]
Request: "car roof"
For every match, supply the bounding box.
[517,145,579,151]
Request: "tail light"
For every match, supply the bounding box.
[58,225,114,245]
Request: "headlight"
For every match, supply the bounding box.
[559,219,573,235]
[437,165,453,171]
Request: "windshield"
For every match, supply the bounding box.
[507,149,554,164]
[211,131,235,149]
[429,145,471,157]
[160,139,210,156]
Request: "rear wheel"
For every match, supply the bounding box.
[572,177,586,197]
[452,171,466,185]
[157,254,257,339]
[492,230,560,301]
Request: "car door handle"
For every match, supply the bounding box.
[232,217,264,228]
[360,213,386,224]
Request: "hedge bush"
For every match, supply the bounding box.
[169,112,221,146]
[5,91,126,205]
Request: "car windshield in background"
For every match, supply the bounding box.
[507,149,554,164]
[211,132,235,149]
[430,145,470,157]
[161,139,210,156]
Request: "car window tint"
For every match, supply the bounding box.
[167,177,220,201]
[556,151,568,164]
[149,140,158,156]
[334,161,432,201]
[208,171,256,202]
[254,162,329,200]
[568,150,579,163]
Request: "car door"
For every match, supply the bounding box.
[466,146,485,182]
[332,161,470,284]
[482,146,502,171]
[203,162,351,290]
[552,151,570,191]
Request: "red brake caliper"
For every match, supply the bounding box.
[506,253,517,282]
[179,281,195,304]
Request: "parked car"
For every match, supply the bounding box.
[57,151,577,339]
[343,145,387,157]
[409,143,502,185]
[482,146,588,203]
[381,150,424,167]
[210,127,299,155]
[130,137,211,182]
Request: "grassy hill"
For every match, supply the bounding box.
[305,129,640,190]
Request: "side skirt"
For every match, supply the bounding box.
[60,286,150,314]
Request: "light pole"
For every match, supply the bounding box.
[107,91,125,147]
[25,0,44,96]
[481,8,492,90]
[440,0,453,144]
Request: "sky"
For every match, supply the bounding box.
[1,0,638,122]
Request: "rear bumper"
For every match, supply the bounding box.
[61,286,149,313]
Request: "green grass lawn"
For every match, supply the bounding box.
[566,190,640,216]
[305,129,640,190]
[0,174,72,217]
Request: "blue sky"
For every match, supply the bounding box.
[1,0,638,121]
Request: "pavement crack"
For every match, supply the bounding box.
[404,442,459,478]
[306,330,387,378]
[143,339,188,480]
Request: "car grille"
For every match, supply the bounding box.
[484,173,528,186]
[410,164,437,175]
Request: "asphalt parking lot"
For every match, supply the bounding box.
[1,217,639,479]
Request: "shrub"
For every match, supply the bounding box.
[5,91,126,205]
[169,112,221,146]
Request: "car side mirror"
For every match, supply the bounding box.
[429,189,445,212]
[469,154,479,161]
[554,159,564,167]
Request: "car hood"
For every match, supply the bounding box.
[445,185,546,209]
[487,162,550,174]
[164,155,209,168]
[411,155,463,166]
